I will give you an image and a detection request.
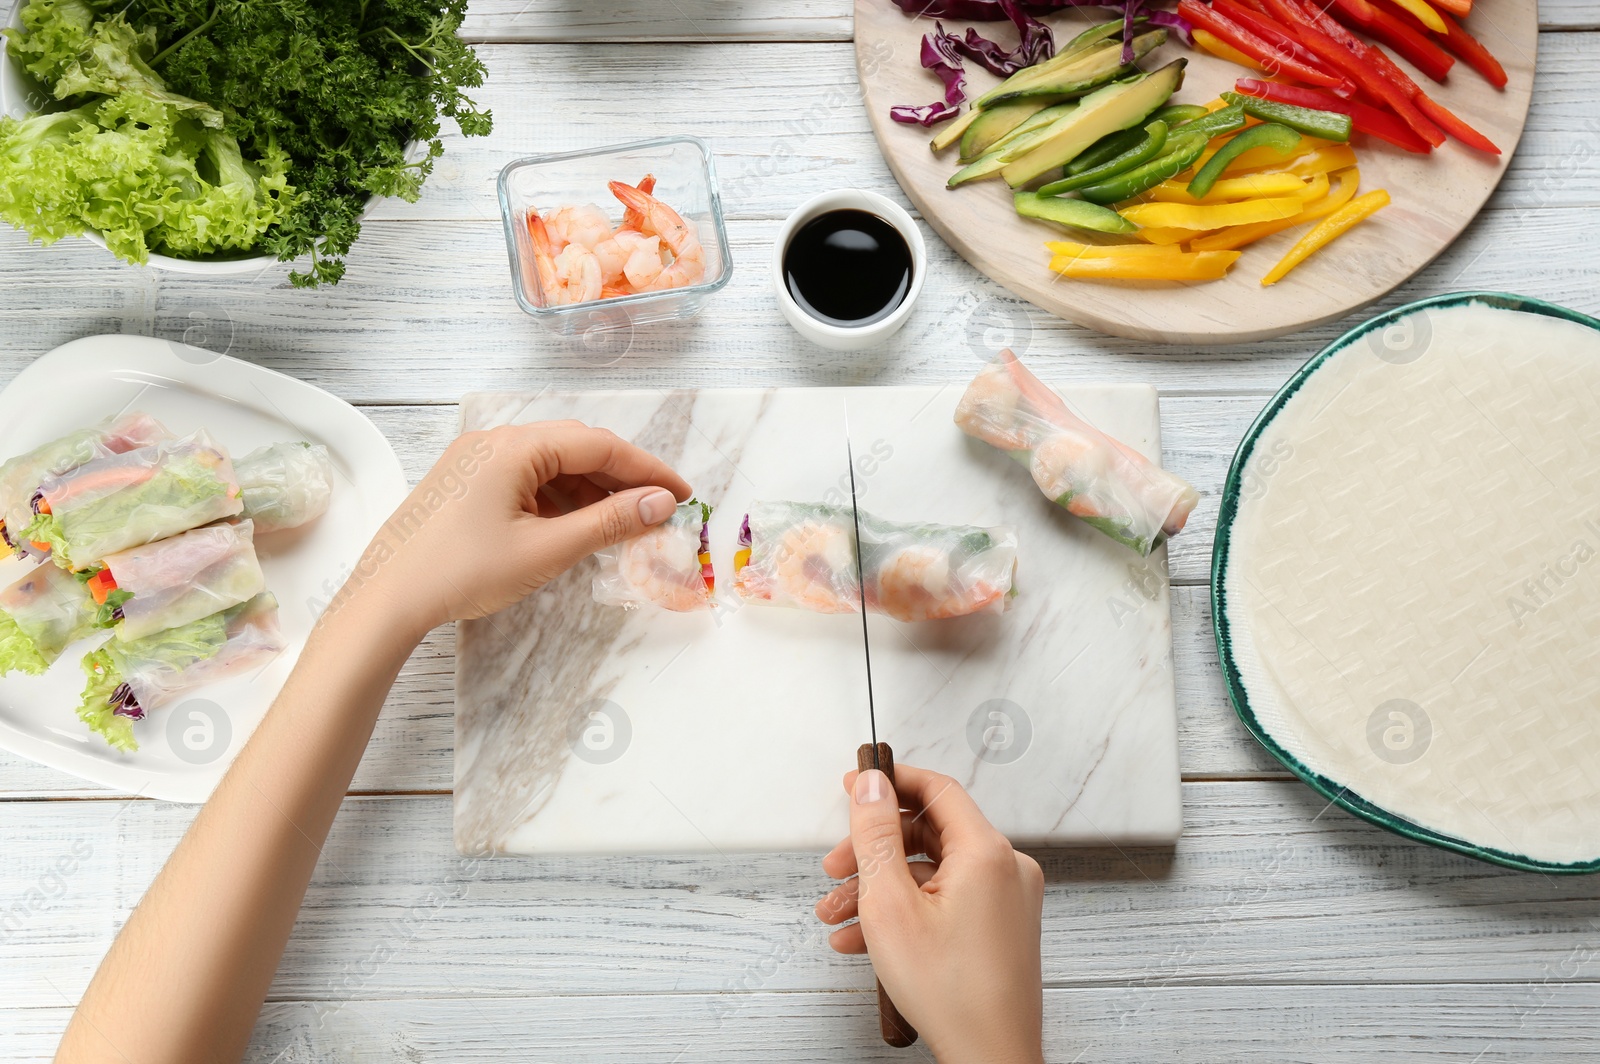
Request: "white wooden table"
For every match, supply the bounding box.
[3,3,1599,1060]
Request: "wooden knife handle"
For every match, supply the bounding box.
[856,743,919,1049]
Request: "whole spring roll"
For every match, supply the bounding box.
[955,349,1198,556]
[234,442,334,534]
[732,501,1017,622]
[77,592,284,752]
[592,501,714,612]
[0,562,95,676]
[23,430,244,571]
[0,413,171,555]
[84,521,267,642]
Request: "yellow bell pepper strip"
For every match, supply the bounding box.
[1135,226,1205,245]
[1190,170,1354,250]
[1047,243,1241,281]
[1230,143,1358,180]
[1120,196,1306,230]
[1145,171,1309,204]
[1192,135,1336,177]
[1189,123,1302,198]
[1261,188,1390,286]
[1192,28,1266,72]
[1389,0,1447,33]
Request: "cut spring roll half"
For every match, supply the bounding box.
[84,521,267,642]
[0,413,171,556]
[24,430,244,571]
[234,442,334,534]
[955,349,1198,556]
[592,501,715,612]
[732,501,1018,622]
[0,562,96,676]
[77,593,284,752]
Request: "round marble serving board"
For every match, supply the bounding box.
[853,2,1538,344]
[1212,292,1600,873]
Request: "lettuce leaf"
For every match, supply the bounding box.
[0,610,50,677]
[2,0,103,86]
[78,647,137,752]
[19,511,67,560]
[50,11,224,127]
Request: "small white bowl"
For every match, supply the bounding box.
[772,189,926,352]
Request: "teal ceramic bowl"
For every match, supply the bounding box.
[1212,291,1600,874]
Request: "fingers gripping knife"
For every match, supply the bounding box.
[845,417,918,1050]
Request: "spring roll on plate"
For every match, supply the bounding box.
[733,501,1017,622]
[955,349,1198,556]
[83,521,267,642]
[0,412,171,556]
[234,442,334,534]
[0,562,96,676]
[23,430,244,571]
[592,501,715,612]
[77,592,285,752]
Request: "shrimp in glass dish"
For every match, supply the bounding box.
[592,501,715,613]
[526,213,602,306]
[608,181,706,292]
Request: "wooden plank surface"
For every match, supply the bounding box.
[3,7,1598,1061]
[3,785,1599,1010]
[6,984,1600,1063]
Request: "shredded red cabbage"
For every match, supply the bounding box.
[890,25,968,126]
[110,684,144,720]
[738,514,752,550]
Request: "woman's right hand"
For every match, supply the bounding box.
[815,764,1046,1064]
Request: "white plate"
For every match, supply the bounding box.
[0,335,408,800]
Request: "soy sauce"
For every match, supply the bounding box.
[783,209,913,328]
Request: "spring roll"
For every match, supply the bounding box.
[23,430,244,571]
[0,562,96,676]
[77,593,284,752]
[234,442,334,534]
[84,521,267,642]
[592,501,715,612]
[955,349,1198,556]
[732,501,1017,622]
[0,413,171,555]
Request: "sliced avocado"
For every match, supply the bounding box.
[1058,17,1142,59]
[960,97,1064,161]
[948,103,1079,188]
[973,39,1116,110]
[976,30,1166,108]
[1013,192,1137,235]
[1000,59,1187,188]
[930,107,984,154]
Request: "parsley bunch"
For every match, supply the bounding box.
[126,0,491,285]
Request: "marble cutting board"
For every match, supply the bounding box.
[454,384,1183,855]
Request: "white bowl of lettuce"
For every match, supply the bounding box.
[0,1,284,276]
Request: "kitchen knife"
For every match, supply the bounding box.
[844,426,919,1050]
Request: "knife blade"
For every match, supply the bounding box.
[844,414,919,1050]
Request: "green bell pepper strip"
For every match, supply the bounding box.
[1151,103,1210,128]
[1186,121,1302,199]
[1063,127,1146,177]
[1076,134,1209,205]
[1166,103,1247,142]
[1037,121,1169,195]
[1221,91,1352,142]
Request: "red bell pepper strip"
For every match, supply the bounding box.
[1212,0,1354,88]
[1375,0,1507,88]
[1234,78,1433,152]
[1415,91,1501,153]
[1177,0,1349,90]
[1327,0,1455,83]
[1265,0,1446,146]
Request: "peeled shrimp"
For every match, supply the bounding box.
[546,204,614,251]
[527,213,602,306]
[874,544,1007,622]
[618,174,657,233]
[608,181,706,291]
[735,520,859,614]
[613,524,712,613]
[591,228,649,289]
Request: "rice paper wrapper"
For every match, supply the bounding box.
[109,592,284,715]
[29,429,244,570]
[0,562,95,674]
[0,412,171,555]
[732,500,1018,622]
[592,501,715,612]
[954,349,1198,556]
[101,520,267,642]
[234,442,334,534]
